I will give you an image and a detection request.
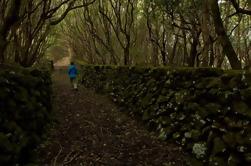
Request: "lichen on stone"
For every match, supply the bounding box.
[192,142,207,159]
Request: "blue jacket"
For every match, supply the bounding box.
[68,65,78,78]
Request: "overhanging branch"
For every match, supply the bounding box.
[230,0,251,15]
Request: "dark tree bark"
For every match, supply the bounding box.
[200,0,212,67]
[0,0,22,63]
[209,0,242,69]
[169,35,179,65]
[1,0,96,66]
[188,32,200,67]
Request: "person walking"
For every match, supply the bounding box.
[68,62,78,90]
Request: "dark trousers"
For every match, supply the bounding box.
[70,77,77,89]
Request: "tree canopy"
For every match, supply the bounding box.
[1,0,251,69]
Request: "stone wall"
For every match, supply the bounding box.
[81,65,251,166]
[0,66,52,165]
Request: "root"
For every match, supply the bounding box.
[52,142,62,166]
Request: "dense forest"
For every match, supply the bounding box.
[2,1,251,165]
[1,0,251,69]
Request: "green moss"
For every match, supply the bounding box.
[244,153,251,162]
[209,156,226,166]
[142,110,152,121]
[81,65,251,165]
[222,132,237,148]
[227,153,241,166]
[185,102,200,112]
[205,103,221,116]
[0,133,14,152]
[157,95,170,103]
[190,130,201,141]
[232,101,251,119]
[0,67,52,165]
[240,87,251,102]
[158,126,173,140]
[185,156,204,166]
[205,78,222,89]
[212,137,227,155]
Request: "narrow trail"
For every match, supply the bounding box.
[37,70,186,166]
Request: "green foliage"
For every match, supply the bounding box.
[81,65,251,165]
[0,67,52,165]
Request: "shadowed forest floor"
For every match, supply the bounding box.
[36,70,186,166]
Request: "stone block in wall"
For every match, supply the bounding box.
[81,65,251,165]
[0,66,52,165]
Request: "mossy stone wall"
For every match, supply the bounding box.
[0,67,52,165]
[81,65,251,166]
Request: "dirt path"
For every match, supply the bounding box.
[37,70,186,166]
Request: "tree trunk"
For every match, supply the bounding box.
[0,37,6,63]
[188,36,199,67]
[209,0,242,69]
[160,50,167,65]
[215,41,224,68]
[169,35,179,65]
[124,46,130,65]
[124,34,131,65]
[0,0,22,64]
[181,26,188,66]
[209,38,215,67]
[200,0,212,67]
[109,48,117,65]
[152,43,159,66]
